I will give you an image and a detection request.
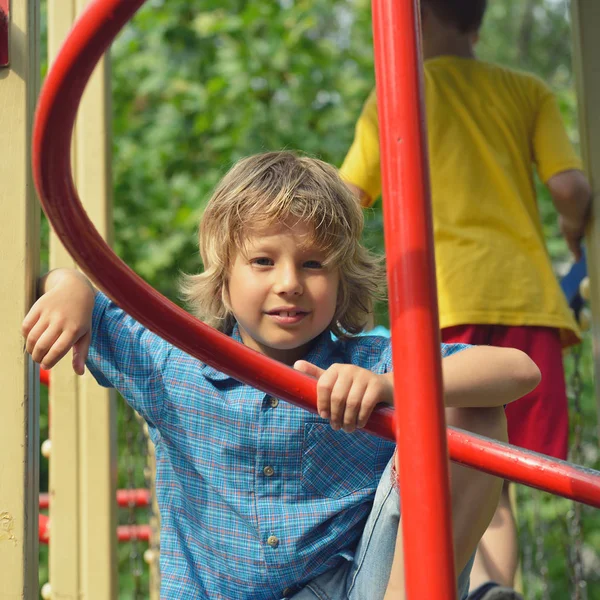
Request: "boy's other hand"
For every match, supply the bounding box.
[559,215,586,262]
[22,272,95,375]
[294,360,393,433]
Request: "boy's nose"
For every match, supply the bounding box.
[274,268,303,296]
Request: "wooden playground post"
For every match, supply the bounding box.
[0,0,41,597]
[571,0,600,435]
[46,1,117,598]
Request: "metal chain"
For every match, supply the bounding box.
[567,345,588,600]
[533,490,551,600]
[518,484,534,595]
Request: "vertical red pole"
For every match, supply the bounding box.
[372,0,457,598]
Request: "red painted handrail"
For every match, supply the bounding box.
[32,0,600,527]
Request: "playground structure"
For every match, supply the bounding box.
[3,0,600,598]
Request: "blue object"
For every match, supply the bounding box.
[560,247,587,317]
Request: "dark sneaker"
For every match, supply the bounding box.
[467,582,524,600]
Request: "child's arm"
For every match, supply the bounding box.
[546,169,591,261]
[295,346,540,433]
[22,268,96,375]
[439,345,540,408]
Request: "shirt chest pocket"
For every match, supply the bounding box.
[300,422,382,499]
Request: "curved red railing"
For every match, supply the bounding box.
[32,0,600,511]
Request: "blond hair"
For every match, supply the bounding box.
[180,151,385,338]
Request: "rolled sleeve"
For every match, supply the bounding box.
[86,292,172,426]
[441,342,471,358]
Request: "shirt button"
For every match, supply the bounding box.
[282,588,293,597]
[267,535,279,548]
[263,465,275,477]
[268,396,279,408]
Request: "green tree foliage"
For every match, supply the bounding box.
[111,0,375,300]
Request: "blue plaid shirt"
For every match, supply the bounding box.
[87,292,467,599]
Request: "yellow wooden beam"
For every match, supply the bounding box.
[47,0,117,597]
[571,0,600,434]
[0,0,41,596]
[74,0,118,585]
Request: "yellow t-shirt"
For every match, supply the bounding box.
[340,56,582,346]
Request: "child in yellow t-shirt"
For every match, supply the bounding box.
[340,1,591,599]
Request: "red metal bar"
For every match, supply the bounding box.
[117,488,152,508]
[38,514,151,544]
[40,367,50,387]
[0,0,8,68]
[372,0,455,596]
[39,514,50,543]
[117,525,151,543]
[31,0,600,527]
[39,489,151,510]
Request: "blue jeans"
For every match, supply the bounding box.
[288,457,473,600]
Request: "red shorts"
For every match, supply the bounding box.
[442,325,568,460]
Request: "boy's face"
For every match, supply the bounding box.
[226,221,339,365]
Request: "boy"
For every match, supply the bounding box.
[23,152,540,599]
[340,2,592,597]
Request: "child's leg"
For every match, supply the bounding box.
[468,481,518,589]
[444,407,507,578]
[353,406,506,600]
[467,326,567,592]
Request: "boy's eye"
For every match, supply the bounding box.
[303,260,323,269]
[251,257,273,266]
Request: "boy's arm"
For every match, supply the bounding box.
[296,345,540,431]
[546,169,591,261]
[24,268,172,426]
[380,345,540,409]
[439,345,540,408]
[531,80,592,260]
[22,268,95,375]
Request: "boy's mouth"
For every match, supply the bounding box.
[265,308,309,324]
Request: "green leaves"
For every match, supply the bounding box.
[110,0,374,302]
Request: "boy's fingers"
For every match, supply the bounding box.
[328,376,353,431]
[21,306,41,337]
[316,369,338,420]
[293,360,324,379]
[40,329,84,370]
[25,316,51,356]
[31,326,63,368]
[72,330,91,376]
[343,380,369,433]
[357,384,381,429]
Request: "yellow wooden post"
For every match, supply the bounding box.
[46,1,117,598]
[0,0,41,597]
[571,0,600,433]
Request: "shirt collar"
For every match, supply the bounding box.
[200,324,336,382]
